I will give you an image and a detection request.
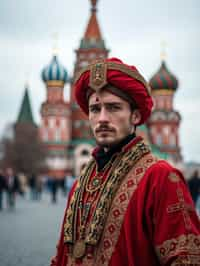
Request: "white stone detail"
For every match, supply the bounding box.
[46,156,68,170]
[74,144,93,177]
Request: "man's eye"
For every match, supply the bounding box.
[108,105,120,111]
[89,106,100,113]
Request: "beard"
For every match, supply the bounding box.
[93,120,134,150]
[94,125,116,148]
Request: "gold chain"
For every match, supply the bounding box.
[85,155,116,193]
[76,153,122,243]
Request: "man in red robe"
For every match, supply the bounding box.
[51,58,200,266]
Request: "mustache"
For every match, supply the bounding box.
[95,125,115,133]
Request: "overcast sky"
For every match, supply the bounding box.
[0,0,199,162]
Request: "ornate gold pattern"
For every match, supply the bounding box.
[171,255,200,265]
[95,154,158,265]
[166,188,195,230]
[67,255,94,266]
[73,240,86,259]
[168,172,180,183]
[89,61,107,91]
[74,60,150,94]
[156,234,200,265]
[85,157,114,193]
[64,141,151,253]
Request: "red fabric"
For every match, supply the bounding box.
[51,139,200,266]
[108,161,200,265]
[74,58,153,125]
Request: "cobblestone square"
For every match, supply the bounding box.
[0,192,67,266]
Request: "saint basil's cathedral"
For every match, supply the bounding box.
[17,0,181,179]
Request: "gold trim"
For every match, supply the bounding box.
[171,255,200,265]
[156,234,200,265]
[67,255,94,266]
[74,60,151,95]
[89,61,107,91]
[152,89,174,96]
[95,154,158,265]
[168,172,180,183]
[166,188,195,230]
[46,80,64,87]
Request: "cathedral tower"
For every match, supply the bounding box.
[40,52,71,178]
[70,0,109,176]
[147,58,182,163]
[17,85,35,126]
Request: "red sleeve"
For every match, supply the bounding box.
[146,161,200,265]
[50,180,78,266]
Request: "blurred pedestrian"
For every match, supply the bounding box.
[18,172,28,197]
[36,175,43,201]
[188,170,200,206]
[50,178,58,204]
[66,175,75,195]
[0,169,6,210]
[5,168,19,209]
[29,173,37,200]
[60,176,67,197]
[196,194,200,216]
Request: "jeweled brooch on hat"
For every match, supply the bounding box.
[89,60,108,91]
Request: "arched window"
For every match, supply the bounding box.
[55,128,61,141]
[81,149,89,156]
[49,117,55,129]
[43,128,48,141]
[156,134,162,145]
[170,134,176,146]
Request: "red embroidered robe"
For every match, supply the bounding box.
[51,137,200,266]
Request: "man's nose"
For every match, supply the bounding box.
[98,107,109,122]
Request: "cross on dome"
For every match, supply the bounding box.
[90,0,98,11]
[52,32,59,56]
[160,40,167,61]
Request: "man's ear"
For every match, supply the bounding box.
[131,109,141,125]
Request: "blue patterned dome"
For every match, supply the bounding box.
[42,55,68,84]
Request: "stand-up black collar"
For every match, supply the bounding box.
[92,133,136,171]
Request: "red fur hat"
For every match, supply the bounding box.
[74,57,153,125]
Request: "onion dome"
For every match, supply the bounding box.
[42,55,68,84]
[149,60,178,91]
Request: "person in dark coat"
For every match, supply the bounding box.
[51,178,58,204]
[29,173,37,200]
[5,168,19,209]
[188,170,200,205]
[0,169,6,210]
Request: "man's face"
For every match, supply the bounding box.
[6,168,13,176]
[88,89,141,149]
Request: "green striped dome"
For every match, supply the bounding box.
[149,61,178,91]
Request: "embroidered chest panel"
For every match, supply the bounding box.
[64,142,157,265]
[95,153,157,265]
